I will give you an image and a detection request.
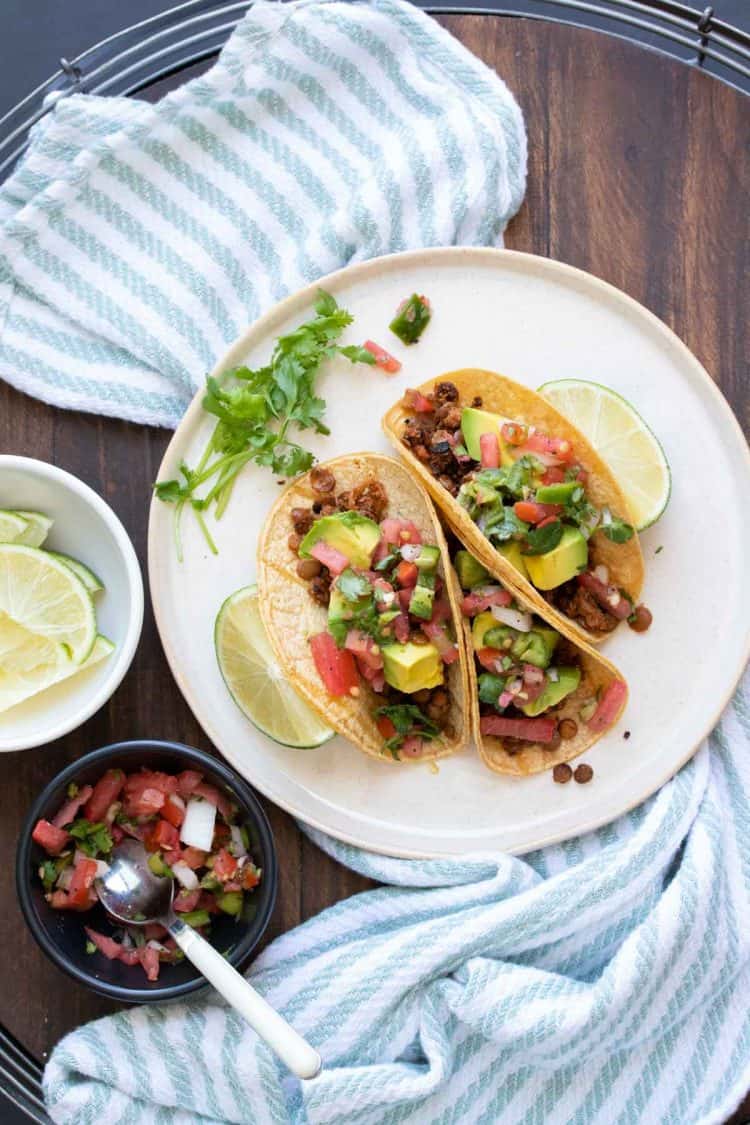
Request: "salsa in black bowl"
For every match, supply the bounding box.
[16,740,277,1003]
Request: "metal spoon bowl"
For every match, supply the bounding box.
[97,840,321,1080]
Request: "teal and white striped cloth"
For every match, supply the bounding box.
[44,668,750,1124]
[0,0,525,427]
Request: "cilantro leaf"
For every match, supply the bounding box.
[338,344,377,365]
[522,520,565,556]
[377,703,440,751]
[337,569,372,602]
[68,819,113,857]
[602,516,635,543]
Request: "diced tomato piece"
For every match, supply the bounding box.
[460,588,513,616]
[32,819,70,857]
[124,769,177,798]
[520,432,575,464]
[379,518,421,547]
[430,596,452,624]
[176,770,204,798]
[52,785,93,829]
[358,660,385,692]
[310,540,350,575]
[393,613,411,643]
[84,770,125,823]
[501,422,528,446]
[178,846,207,870]
[377,715,397,739]
[514,500,561,524]
[49,890,73,909]
[536,514,560,529]
[144,923,168,941]
[395,561,419,588]
[66,858,99,910]
[479,715,557,742]
[310,632,359,697]
[588,680,627,732]
[192,782,234,821]
[363,339,402,374]
[403,389,434,413]
[576,469,588,484]
[477,647,505,673]
[345,630,384,670]
[480,432,500,469]
[137,946,160,982]
[144,818,180,853]
[577,572,633,620]
[161,794,185,828]
[213,847,238,882]
[241,865,261,890]
[541,467,566,485]
[85,927,124,960]
[118,948,140,967]
[212,822,231,845]
[174,888,201,912]
[401,736,425,758]
[421,621,458,664]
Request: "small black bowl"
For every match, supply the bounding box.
[16,740,277,1003]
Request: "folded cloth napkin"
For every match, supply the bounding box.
[0,0,526,427]
[45,668,750,1124]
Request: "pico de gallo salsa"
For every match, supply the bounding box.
[455,546,627,775]
[32,765,262,982]
[287,468,459,760]
[398,379,652,636]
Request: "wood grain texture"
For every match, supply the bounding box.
[0,15,747,1118]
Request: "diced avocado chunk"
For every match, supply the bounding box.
[147,852,173,878]
[521,666,581,716]
[478,673,507,707]
[216,890,243,917]
[409,585,435,621]
[497,540,529,580]
[512,627,559,669]
[524,526,588,590]
[381,641,443,693]
[455,549,490,590]
[299,511,380,569]
[414,545,440,573]
[482,624,517,652]
[535,481,580,505]
[460,408,514,465]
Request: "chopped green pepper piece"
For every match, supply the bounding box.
[180,909,211,928]
[389,293,431,345]
[216,891,243,917]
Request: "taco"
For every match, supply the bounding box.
[382,370,651,646]
[256,453,469,764]
[449,545,628,776]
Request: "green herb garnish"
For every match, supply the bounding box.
[377,703,440,752]
[522,521,565,556]
[337,569,372,602]
[40,861,58,891]
[68,819,113,858]
[155,290,373,560]
[601,515,635,543]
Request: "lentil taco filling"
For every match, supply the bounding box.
[390,374,651,641]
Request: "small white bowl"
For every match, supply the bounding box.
[0,456,143,751]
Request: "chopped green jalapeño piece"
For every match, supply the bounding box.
[389,294,431,345]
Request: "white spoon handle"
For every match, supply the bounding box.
[168,917,321,1080]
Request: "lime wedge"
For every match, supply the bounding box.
[0,633,114,715]
[0,613,67,673]
[48,552,104,594]
[215,585,334,749]
[0,545,96,664]
[12,511,53,547]
[538,379,671,530]
[0,511,30,543]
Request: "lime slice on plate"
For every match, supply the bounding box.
[48,552,104,594]
[12,511,53,547]
[0,633,114,715]
[0,545,96,664]
[0,510,30,543]
[215,585,334,749]
[538,379,671,530]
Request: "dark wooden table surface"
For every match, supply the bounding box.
[1,13,748,1122]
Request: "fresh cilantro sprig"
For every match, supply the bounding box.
[154,289,375,559]
[377,703,440,757]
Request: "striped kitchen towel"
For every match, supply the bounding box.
[45,665,750,1124]
[0,0,526,427]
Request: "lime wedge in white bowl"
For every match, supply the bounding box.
[538,378,671,530]
[215,585,334,749]
[0,632,114,715]
[0,510,30,543]
[12,510,53,547]
[0,544,96,664]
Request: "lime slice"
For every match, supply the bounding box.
[0,634,114,715]
[0,613,67,673]
[215,585,334,749]
[538,379,671,530]
[0,511,30,543]
[12,511,53,547]
[0,545,96,664]
[48,552,104,594]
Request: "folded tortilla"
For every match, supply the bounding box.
[444,553,628,777]
[382,368,645,646]
[256,453,470,765]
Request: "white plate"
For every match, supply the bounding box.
[148,248,750,857]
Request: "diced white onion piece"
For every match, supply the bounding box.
[491,605,533,632]
[93,860,110,878]
[172,860,199,890]
[607,591,622,608]
[601,507,613,526]
[180,798,216,851]
[167,793,186,814]
[147,940,168,952]
[548,667,560,682]
[104,801,121,826]
[74,849,88,867]
[400,544,421,561]
[230,825,247,858]
[507,678,523,696]
[593,564,610,584]
[57,866,73,891]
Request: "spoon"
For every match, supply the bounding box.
[96,839,321,1080]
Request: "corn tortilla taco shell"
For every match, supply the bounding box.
[256,453,470,764]
[382,368,645,646]
[444,556,628,776]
